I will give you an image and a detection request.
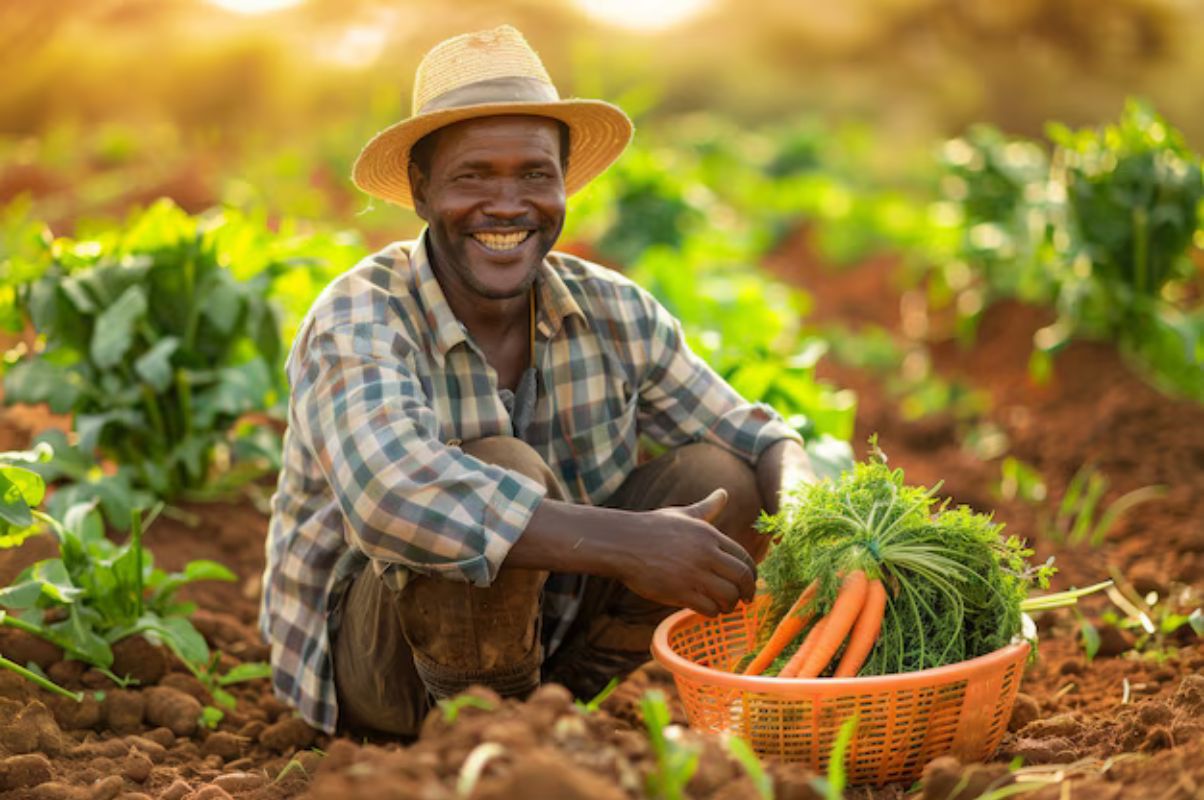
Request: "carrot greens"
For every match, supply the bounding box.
[755,441,1056,676]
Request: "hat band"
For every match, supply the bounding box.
[418,75,560,115]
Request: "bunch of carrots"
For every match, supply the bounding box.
[737,442,1104,679]
[742,571,886,678]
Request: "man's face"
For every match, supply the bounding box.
[410,115,567,300]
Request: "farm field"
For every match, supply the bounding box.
[2,3,1203,799]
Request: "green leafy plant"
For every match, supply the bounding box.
[0,199,342,511]
[641,689,700,800]
[0,442,53,548]
[928,101,1203,401]
[0,503,234,674]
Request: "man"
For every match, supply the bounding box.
[260,24,813,738]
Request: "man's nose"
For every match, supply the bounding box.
[482,179,527,218]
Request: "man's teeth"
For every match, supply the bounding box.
[472,231,531,251]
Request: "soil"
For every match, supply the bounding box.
[1,223,1201,799]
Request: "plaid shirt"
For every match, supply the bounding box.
[260,231,800,732]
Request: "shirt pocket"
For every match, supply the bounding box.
[564,391,639,504]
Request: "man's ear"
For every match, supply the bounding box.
[408,161,429,221]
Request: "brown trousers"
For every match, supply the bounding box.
[332,437,762,738]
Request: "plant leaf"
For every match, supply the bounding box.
[134,337,180,392]
[91,285,148,368]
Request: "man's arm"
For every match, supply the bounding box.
[504,488,757,617]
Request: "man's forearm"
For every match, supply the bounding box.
[755,437,815,517]
[503,499,645,577]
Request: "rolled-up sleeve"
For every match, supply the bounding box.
[290,320,546,587]
[634,291,801,465]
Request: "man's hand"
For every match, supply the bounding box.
[507,489,757,617]
[616,489,757,616]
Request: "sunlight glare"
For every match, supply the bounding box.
[574,0,713,31]
[207,0,304,14]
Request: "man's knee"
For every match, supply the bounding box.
[671,442,762,532]
[461,436,559,493]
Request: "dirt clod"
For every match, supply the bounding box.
[1172,674,1204,714]
[0,753,54,791]
[109,637,168,686]
[160,673,212,704]
[120,754,153,784]
[160,779,193,800]
[1007,692,1040,732]
[103,691,145,734]
[187,785,234,800]
[144,687,203,738]
[51,693,103,731]
[201,732,245,761]
[258,716,316,753]
[210,772,265,794]
[89,774,125,800]
[1096,625,1136,658]
[471,749,626,800]
[1,700,68,755]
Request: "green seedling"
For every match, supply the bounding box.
[437,694,496,723]
[1046,464,1165,547]
[996,457,1047,505]
[199,705,224,730]
[809,713,858,800]
[722,734,773,800]
[641,690,700,800]
[1075,607,1101,662]
[190,653,272,710]
[1099,570,1202,660]
[574,676,620,714]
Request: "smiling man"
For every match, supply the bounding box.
[260,25,813,738]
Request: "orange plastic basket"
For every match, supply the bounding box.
[651,596,1029,786]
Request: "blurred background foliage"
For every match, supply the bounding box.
[1,0,1201,503]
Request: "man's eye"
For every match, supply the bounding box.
[524,171,551,179]
[453,172,479,181]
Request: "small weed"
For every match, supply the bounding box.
[1099,570,1201,658]
[438,694,496,723]
[722,735,773,800]
[809,714,858,800]
[199,705,224,729]
[995,457,1046,504]
[1045,465,1165,547]
[641,690,700,800]
[574,676,621,714]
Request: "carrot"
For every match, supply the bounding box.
[777,615,828,677]
[832,578,887,678]
[742,581,818,676]
[787,570,870,678]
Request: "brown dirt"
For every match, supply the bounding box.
[1,225,1202,798]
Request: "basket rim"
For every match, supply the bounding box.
[651,606,1031,694]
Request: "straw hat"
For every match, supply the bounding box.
[352,25,634,210]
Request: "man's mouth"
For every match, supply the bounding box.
[470,230,533,252]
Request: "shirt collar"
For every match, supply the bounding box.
[408,229,586,362]
[409,230,468,364]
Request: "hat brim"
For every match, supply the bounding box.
[351,99,633,210]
